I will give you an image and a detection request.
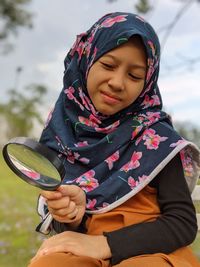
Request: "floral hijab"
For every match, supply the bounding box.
[40,12,200,214]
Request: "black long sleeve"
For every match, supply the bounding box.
[104,154,198,265]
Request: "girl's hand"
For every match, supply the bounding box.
[30,232,112,262]
[41,185,86,227]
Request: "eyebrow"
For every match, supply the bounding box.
[102,54,146,71]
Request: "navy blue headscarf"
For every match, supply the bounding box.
[40,12,200,214]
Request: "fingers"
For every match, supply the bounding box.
[49,201,78,220]
[47,196,70,210]
[57,185,82,198]
[31,245,68,264]
[40,185,81,201]
[40,185,86,224]
[40,190,62,200]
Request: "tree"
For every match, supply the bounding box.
[0,0,33,53]
[174,121,200,149]
[134,0,152,14]
[107,0,152,14]
[0,84,47,139]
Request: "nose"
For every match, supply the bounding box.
[107,70,125,91]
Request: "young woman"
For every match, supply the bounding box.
[28,12,200,267]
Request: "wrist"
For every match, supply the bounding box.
[67,217,83,230]
[98,235,112,259]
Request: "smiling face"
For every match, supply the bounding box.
[86,36,147,116]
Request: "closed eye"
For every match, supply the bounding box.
[129,73,143,81]
[100,62,114,69]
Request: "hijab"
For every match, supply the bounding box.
[39,12,200,214]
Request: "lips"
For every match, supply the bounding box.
[100,91,121,104]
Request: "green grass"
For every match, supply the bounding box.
[194,201,200,213]
[191,232,200,259]
[0,153,199,266]
[0,152,45,267]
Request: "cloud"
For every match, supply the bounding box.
[159,72,200,126]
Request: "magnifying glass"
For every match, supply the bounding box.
[2,137,65,191]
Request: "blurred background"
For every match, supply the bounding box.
[0,0,200,266]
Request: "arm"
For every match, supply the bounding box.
[103,154,198,265]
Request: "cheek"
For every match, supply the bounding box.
[86,66,98,92]
[128,82,145,100]
[86,71,94,95]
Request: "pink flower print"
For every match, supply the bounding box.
[136,114,146,124]
[146,64,155,83]
[86,47,98,77]
[67,151,90,164]
[65,86,85,111]
[135,15,146,22]
[89,114,101,125]
[141,95,151,108]
[79,88,90,109]
[135,134,143,146]
[170,139,185,148]
[131,125,143,140]
[75,170,99,192]
[138,175,148,183]
[140,80,153,97]
[102,202,109,208]
[44,108,54,128]
[55,136,77,164]
[142,129,168,150]
[86,199,97,210]
[148,41,156,57]
[84,42,92,58]
[95,120,120,134]
[72,152,90,165]
[21,170,40,180]
[74,152,80,159]
[143,111,161,126]
[64,86,75,100]
[87,30,96,46]
[141,95,161,109]
[75,141,89,147]
[100,15,128,28]
[78,116,99,128]
[70,32,88,57]
[128,176,138,189]
[120,151,142,172]
[76,41,85,61]
[79,157,90,164]
[151,95,161,105]
[67,150,75,164]
[105,151,120,170]
[180,149,194,177]
[85,26,98,57]
[97,202,110,210]
[146,111,161,120]
[78,88,96,114]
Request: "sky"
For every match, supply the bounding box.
[0,0,200,133]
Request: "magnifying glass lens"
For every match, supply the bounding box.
[3,137,65,190]
[6,143,61,188]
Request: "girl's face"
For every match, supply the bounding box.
[86,37,147,116]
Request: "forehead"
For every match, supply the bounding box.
[99,38,147,68]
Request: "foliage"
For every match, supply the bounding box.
[174,121,200,149]
[0,0,33,53]
[107,0,152,14]
[0,84,47,139]
[134,0,152,14]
